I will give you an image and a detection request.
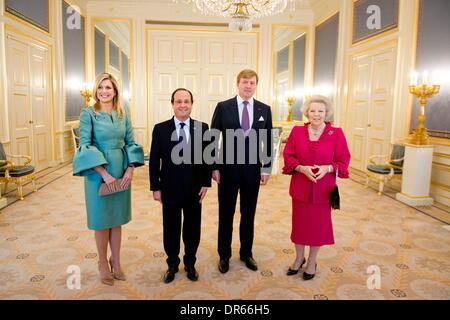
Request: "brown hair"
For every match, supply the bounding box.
[92,73,125,119]
[236,69,259,85]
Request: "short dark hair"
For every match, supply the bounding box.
[171,88,194,104]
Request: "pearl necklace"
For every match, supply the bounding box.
[308,123,325,137]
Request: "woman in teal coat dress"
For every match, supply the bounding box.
[73,73,144,285]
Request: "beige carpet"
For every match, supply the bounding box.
[0,165,449,300]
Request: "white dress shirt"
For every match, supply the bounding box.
[174,117,190,143]
[237,95,254,129]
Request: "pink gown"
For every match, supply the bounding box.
[282,122,351,246]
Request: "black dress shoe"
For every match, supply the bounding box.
[218,259,229,273]
[286,258,306,276]
[163,267,178,284]
[184,266,199,281]
[303,264,317,281]
[240,257,258,271]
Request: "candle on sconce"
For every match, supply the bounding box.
[410,72,419,86]
[421,71,429,85]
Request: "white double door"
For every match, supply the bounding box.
[346,42,397,172]
[6,33,52,172]
[147,30,257,127]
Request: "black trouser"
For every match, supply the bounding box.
[217,165,260,260]
[162,200,201,269]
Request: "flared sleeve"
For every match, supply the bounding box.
[282,127,301,175]
[72,108,108,176]
[123,109,145,168]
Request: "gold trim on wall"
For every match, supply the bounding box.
[90,17,134,117]
[404,0,420,139]
[146,20,260,28]
[351,0,399,45]
[434,152,450,159]
[60,1,87,123]
[4,23,51,46]
[3,0,51,35]
[432,162,450,172]
[431,182,450,192]
[312,11,340,87]
[270,24,308,121]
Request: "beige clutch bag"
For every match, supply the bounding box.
[98,179,129,196]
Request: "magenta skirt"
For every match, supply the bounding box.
[290,199,334,246]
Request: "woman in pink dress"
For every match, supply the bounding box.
[282,95,350,280]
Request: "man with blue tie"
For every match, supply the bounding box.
[211,69,273,273]
[150,88,211,283]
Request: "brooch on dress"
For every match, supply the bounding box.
[328,130,334,135]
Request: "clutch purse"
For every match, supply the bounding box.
[330,168,340,210]
[330,185,340,210]
[98,179,129,196]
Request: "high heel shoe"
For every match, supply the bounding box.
[286,258,306,276]
[109,257,126,281]
[98,261,114,286]
[303,263,317,281]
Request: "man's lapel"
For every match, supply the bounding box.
[231,97,241,129]
[252,100,263,130]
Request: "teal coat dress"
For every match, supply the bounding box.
[72,107,144,230]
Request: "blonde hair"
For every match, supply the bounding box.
[236,69,259,85]
[92,73,125,119]
[301,95,334,120]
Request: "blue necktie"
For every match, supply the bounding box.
[179,122,187,157]
[179,122,186,143]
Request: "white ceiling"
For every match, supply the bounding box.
[78,0,339,24]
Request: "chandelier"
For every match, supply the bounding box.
[173,1,295,32]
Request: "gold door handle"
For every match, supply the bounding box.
[29,120,34,124]
[367,124,371,127]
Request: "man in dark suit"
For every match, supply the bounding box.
[150,88,211,283]
[211,69,273,273]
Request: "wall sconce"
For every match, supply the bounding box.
[409,71,440,145]
[286,95,296,122]
[80,82,93,106]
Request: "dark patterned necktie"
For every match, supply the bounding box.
[179,122,187,157]
[179,122,186,143]
[242,100,250,134]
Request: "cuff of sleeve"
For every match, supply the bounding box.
[281,163,299,175]
[72,145,107,176]
[125,144,145,167]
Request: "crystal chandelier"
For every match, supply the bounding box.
[173,1,295,32]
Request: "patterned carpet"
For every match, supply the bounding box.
[0,165,449,300]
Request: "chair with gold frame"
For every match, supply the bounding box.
[366,144,405,195]
[0,142,37,200]
[71,123,80,153]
